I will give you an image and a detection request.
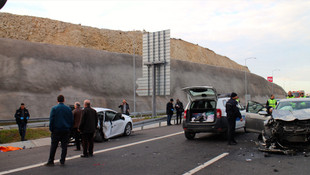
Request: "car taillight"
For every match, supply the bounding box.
[216,109,222,118]
[184,109,187,119]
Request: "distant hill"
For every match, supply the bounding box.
[0,12,248,72]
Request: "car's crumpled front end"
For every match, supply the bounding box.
[258,109,310,154]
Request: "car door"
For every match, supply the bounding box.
[103,111,114,138]
[111,113,125,137]
[245,101,270,133]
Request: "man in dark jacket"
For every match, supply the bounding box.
[166,99,174,126]
[45,95,73,166]
[175,99,184,125]
[14,103,30,141]
[72,102,82,151]
[118,99,130,115]
[226,92,242,145]
[79,99,98,158]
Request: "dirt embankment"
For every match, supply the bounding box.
[0,13,248,72]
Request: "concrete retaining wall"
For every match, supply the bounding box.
[0,38,285,119]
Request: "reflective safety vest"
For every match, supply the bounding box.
[287,95,295,99]
[299,96,306,98]
[268,99,277,108]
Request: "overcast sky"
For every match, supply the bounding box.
[2,0,310,95]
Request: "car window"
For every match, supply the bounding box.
[105,111,116,121]
[113,113,122,121]
[191,100,216,109]
[188,88,216,97]
[277,101,310,111]
[247,101,264,113]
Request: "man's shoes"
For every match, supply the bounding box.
[89,154,93,157]
[74,149,80,151]
[80,155,88,158]
[232,140,237,144]
[167,124,172,126]
[228,142,237,145]
[44,162,55,166]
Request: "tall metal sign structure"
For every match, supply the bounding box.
[136,30,170,117]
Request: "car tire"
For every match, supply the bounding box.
[124,123,132,136]
[184,131,196,140]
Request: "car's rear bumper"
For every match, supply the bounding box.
[182,118,228,133]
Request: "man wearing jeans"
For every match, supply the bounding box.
[14,103,30,141]
[45,95,73,166]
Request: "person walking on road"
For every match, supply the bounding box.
[226,92,242,145]
[45,95,73,166]
[79,99,98,158]
[14,103,30,141]
[72,102,82,151]
[166,99,174,126]
[266,94,277,115]
[118,99,130,115]
[175,99,184,125]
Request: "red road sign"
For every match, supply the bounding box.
[267,76,273,82]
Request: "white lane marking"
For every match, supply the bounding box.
[0,131,183,175]
[183,152,229,175]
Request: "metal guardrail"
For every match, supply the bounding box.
[0,113,179,131]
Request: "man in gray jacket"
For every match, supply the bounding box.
[79,99,98,158]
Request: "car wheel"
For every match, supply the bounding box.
[124,123,132,136]
[184,131,196,140]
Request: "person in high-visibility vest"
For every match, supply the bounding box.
[266,94,277,114]
[287,91,295,98]
[299,92,306,98]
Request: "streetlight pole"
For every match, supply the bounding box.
[272,69,280,95]
[132,35,136,116]
[244,57,256,106]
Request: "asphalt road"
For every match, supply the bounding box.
[1,125,310,175]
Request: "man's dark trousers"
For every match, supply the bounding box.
[176,112,182,124]
[48,131,70,164]
[227,117,236,143]
[81,133,94,156]
[72,128,81,150]
[167,114,173,125]
[18,123,27,141]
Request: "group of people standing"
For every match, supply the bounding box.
[166,98,184,125]
[45,95,98,166]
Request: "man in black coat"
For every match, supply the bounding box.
[166,99,174,126]
[14,103,30,141]
[226,92,242,145]
[118,99,130,115]
[175,99,184,125]
[79,99,98,158]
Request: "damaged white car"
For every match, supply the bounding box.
[245,98,310,154]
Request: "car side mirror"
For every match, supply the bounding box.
[258,111,268,115]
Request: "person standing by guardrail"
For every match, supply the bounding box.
[14,103,30,141]
[119,99,130,115]
[166,98,174,126]
[175,99,184,125]
[45,95,73,166]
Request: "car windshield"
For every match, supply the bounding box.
[188,88,216,97]
[276,100,310,111]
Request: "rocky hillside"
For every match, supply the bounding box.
[0,12,248,72]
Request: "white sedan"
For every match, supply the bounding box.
[94,107,133,140]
